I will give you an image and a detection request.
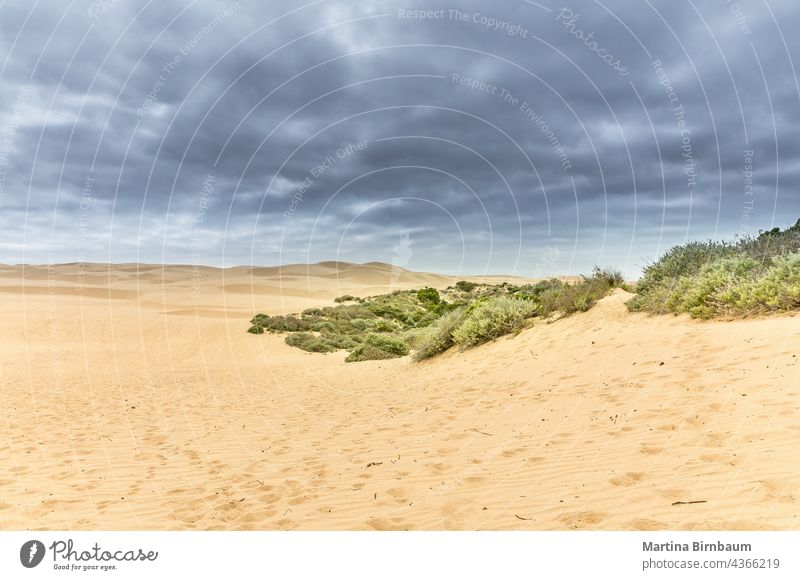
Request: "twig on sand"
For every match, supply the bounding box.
[671,500,707,506]
[514,514,533,520]
[366,461,383,468]
[468,428,494,436]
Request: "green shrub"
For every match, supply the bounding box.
[250,314,312,332]
[345,345,395,362]
[318,333,362,350]
[528,269,622,317]
[416,287,441,305]
[451,297,537,347]
[372,319,399,332]
[311,321,337,332]
[345,334,410,362]
[412,307,467,361]
[751,253,800,308]
[636,241,736,296]
[285,332,337,353]
[334,295,358,303]
[363,333,409,355]
[455,280,476,292]
[719,253,800,312]
[349,318,371,331]
[670,256,759,318]
[629,220,800,318]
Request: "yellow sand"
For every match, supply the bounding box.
[0,262,797,530]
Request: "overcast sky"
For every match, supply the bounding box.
[0,0,798,277]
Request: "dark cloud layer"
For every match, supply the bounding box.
[0,0,798,276]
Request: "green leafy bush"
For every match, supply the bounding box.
[412,307,467,361]
[628,219,800,318]
[250,314,313,332]
[345,334,410,362]
[451,297,537,347]
[527,269,623,317]
[285,332,337,353]
[333,295,359,303]
[635,241,736,296]
[667,256,759,318]
[318,333,362,350]
[416,287,441,305]
[455,280,476,292]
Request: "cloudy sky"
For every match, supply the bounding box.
[0,0,798,277]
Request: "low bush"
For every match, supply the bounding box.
[416,287,441,305]
[345,334,410,362]
[284,332,337,353]
[318,332,362,350]
[250,314,313,332]
[530,268,623,317]
[455,280,476,292]
[334,295,359,303]
[451,297,537,347]
[628,219,800,318]
[666,255,759,318]
[738,253,800,310]
[412,307,467,361]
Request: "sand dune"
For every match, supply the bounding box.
[0,263,797,530]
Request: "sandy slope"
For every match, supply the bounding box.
[0,263,798,530]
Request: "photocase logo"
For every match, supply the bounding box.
[20,540,46,568]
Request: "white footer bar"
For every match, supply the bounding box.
[2,531,797,579]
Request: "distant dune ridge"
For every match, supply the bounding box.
[0,261,797,530]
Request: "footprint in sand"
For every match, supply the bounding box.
[659,488,687,500]
[366,517,407,531]
[558,511,609,529]
[630,518,668,530]
[610,472,644,487]
[639,445,663,455]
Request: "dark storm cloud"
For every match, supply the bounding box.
[0,0,798,275]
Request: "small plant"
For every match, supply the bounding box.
[451,297,537,347]
[333,294,359,303]
[250,314,313,332]
[412,307,467,361]
[345,334,410,362]
[285,332,337,353]
[416,287,441,305]
[455,280,476,292]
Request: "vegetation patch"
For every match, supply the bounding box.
[628,220,800,318]
[249,270,623,361]
[451,297,537,347]
[345,334,410,362]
